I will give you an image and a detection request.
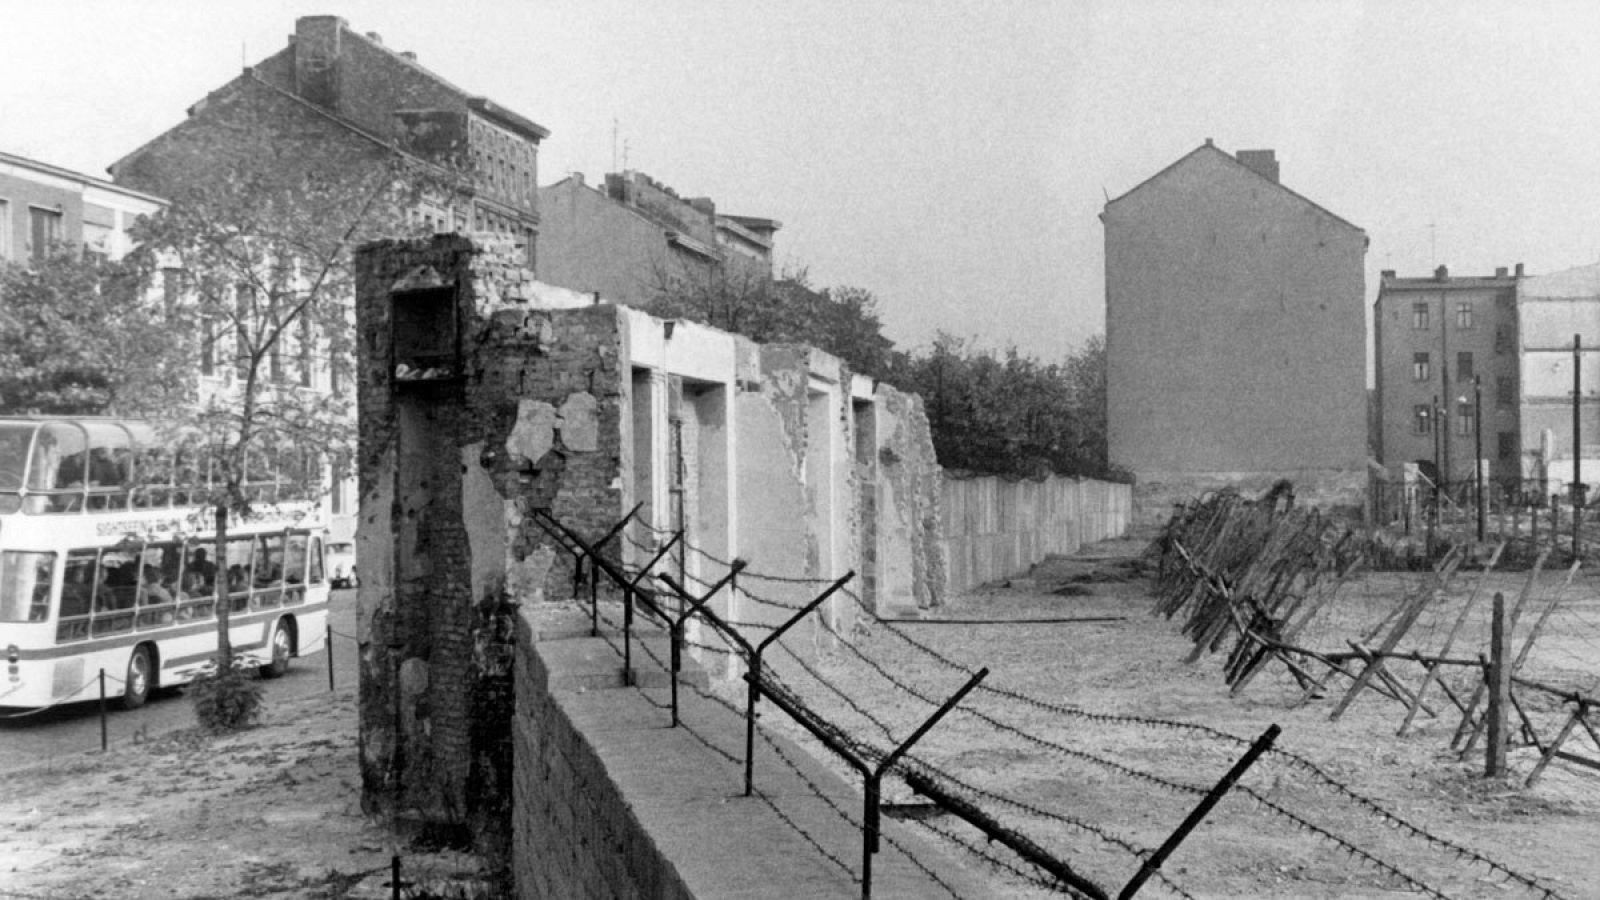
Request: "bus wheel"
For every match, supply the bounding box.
[122,646,153,710]
[260,621,292,679]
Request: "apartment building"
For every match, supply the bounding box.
[0,150,165,263]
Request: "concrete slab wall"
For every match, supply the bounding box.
[942,475,1132,592]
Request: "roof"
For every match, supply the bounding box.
[0,150,168,206]
[1103,140,1365,235]
[465,97,550,142]
[1378,272,1519,294]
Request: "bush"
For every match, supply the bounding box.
[189,663,264,732]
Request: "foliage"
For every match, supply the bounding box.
[646,265,894,379]
[187,663,264,732]
[889,332,1114,480]
[0,249,192,415]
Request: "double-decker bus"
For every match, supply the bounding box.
[0,417,331,710]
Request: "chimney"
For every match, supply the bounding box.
[1236,149,1279,183]
[400,50,417,61]
[1495,266,1508,278]
[1515,262,1525,277]
[365,31,382,45]
[1434,265,1449,281]
[293,16,346,109]
[1380,269,1396,280]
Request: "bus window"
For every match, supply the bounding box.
[0,423,31,513]
[225,536,253,613]
[0,551,56,623]
[178,540,217,622]
[309,536,325,584]
[37,423,89,512]
[136,545,176,628]
[253,534,285,609]
[91,549,138,638]
[57,551,97,642]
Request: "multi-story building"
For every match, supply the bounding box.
[107,15,551,545]
[1373,265,1522,492]
[1511,263,1600,496]
[110,15,548,267]
[0,150,165,263]
[1102,141,1369,521]
[538,170,779,307]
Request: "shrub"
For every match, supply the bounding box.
[189,663,264,732]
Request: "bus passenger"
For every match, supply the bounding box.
[187,548,216,590]
[139,567,173,606]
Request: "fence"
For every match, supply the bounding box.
[522,506,1571,899]
[942,474,1132,593]
[1371,476,1600,561]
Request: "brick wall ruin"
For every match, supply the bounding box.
[353,234,945,854]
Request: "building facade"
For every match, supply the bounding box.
[538,170,779,307]
[0,150,165,263]
[1102,142,1369,520]
[1513,263,1600,496]
[1373,265,1522,492]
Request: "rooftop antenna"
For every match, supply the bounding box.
[623,138,630,171]
[611,118,618,173]
[1429,222,1437,266]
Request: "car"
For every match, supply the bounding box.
[327,541,357,589]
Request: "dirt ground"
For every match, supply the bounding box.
[0,688,492,900]
[750,536,1600,899]
[2,536,1596,899]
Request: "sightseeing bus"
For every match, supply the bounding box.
[0,417,331,710]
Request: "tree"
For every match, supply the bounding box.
[0,248,191,415]
[889,333,1113,480]
[125,101,450,695]
[647,263,894,379]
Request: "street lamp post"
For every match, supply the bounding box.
[1431,394,1442,540]
[1472,376,1484,542]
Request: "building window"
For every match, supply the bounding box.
[1456,301,1474,329]
[1498,432,1517,461]
[0,198,11,260]
[28,206,62,261]
[1412,352,1430,382]
[1456,401,1474,437]
[1495,325,1514,355]
[1412,302,1429,329]
[1457,351,1474,382]
[1497,375,1514,408]
[298,315,314,388]
[1413,405,1432,435]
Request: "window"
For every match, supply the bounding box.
[1457,351,1474,382]
[1498,432,1517,461]
[1456,301,1474,329]
[1495,325,1514,355]
[0,198,11,260]
[1456,401,1474,437]
[298,315,314,388]
[0,551,55,623]
[28,206,62,261]
[1412,352,1430,382]
[1412,302,1430,329]
[1497,375,1515,408]
[1413,405,1432,435]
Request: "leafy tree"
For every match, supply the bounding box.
[890,332,1113,480]
[0,249,191,415]
[123,97,452,693]
[647,264,894,379]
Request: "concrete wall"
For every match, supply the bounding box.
[1518,266,1600,486]
[513,606,999,899]
[1103,144,1367,498]
[942,475,1132,591]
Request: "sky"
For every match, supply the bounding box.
[6,0,1600,362]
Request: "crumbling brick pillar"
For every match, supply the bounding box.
[354,234,628,856]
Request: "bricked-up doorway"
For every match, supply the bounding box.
[853,397,879,612]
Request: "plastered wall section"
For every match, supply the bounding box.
[512,606,1001,900]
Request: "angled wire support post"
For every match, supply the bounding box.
[1119,723,1280,899]
[527,503,641,635]
[748,665,988,900]
[654,562,746,726]
[622,532,681,686]
[744,571,856,796]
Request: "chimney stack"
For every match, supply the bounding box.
[1236,149,1279,183]
[1515,262,1525,277]
[1495,266,1508,278]
[1434,265,1449,281]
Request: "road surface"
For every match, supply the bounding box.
[0,589,360,771]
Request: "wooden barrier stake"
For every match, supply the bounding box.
[1485,593,1510,777]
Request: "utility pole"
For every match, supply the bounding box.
[1574,334,1584,555]
[1475,375,1485,542]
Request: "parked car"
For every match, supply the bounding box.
[328,541,357,589]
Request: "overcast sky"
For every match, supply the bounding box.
[6,0,1600,361]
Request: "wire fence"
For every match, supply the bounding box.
[533,506,1575,899]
